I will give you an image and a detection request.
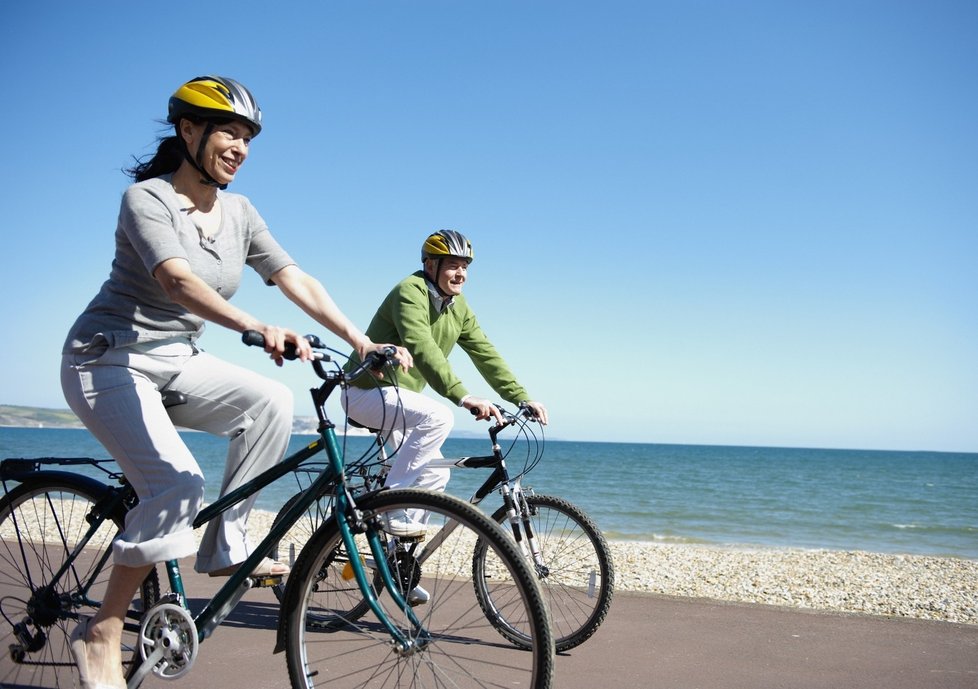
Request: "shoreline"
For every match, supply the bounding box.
[240,509,978,627]
[5,499,974,627]
[607,540,977,626]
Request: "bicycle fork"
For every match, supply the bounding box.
[336,492,430,656]
[501,483,550,578]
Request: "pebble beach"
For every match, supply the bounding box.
[609,540,978,625]
[243,509,978,627]
[4,500,975,627]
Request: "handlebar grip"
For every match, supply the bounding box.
[242,330,265,348]
[468,403,504,416]
[240,330,299,360]
[364,345,398,371]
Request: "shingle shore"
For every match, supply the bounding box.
[609,540,978,625]
[245,509,978,626]
[6,502,974,626]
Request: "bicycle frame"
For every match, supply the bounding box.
[156,351,428,650]
[350,414,551,577]
[423,439,549,574]
[176,418,425,646]
[1,346,431,688]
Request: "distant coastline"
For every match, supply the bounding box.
[0,405,82,429]
[0,404,335,436]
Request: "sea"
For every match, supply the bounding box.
[2,427,976,560]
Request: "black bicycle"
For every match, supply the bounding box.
[269,396,614,653]
[0,333,554,688]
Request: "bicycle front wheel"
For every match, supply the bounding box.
[268,488,375,628]
[0,476,160,689]
[282,488,554,689]
[475,493,615,651]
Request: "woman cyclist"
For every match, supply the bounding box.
[60,75,409,689]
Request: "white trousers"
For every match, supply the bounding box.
[60,338,293,571]
[342,386,454,524]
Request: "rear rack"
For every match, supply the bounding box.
[1,456,121,480]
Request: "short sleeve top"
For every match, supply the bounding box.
[63,175,294,352]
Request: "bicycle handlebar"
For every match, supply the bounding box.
[366,345,398,370]
[240,330,328,361]
[471,401,541,424]
[241,330,398,383]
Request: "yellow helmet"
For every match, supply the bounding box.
[421,230,474,264]
[167,75,262,136]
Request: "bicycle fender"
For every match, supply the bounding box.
[2,469,111,496]
[1,470,122,519]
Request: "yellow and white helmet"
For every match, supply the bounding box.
[167,75,262,136]
[421,230,474,264]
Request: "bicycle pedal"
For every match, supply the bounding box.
[399,535,425,543]
[248,574,284,588]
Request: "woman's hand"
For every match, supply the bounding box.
[258,325,312,366]
[272,267,412,372]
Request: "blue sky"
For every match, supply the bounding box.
[1,1,975,452]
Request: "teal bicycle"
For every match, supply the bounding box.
[0,332,554,689]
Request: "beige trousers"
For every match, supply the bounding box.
[61,338,293,571]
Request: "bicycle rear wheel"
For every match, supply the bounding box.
[475,493,614,651]
[282,488,554,689]
[0,476,160,689]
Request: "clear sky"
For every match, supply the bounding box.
[1,1,975,452]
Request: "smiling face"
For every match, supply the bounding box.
[179,118,253,186]
[427,256,470,296]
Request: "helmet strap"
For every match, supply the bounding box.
[178,120,227,190]
[423,258,453,298]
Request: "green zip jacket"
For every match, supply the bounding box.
[348,271,529,406]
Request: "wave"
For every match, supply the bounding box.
[600,530,712,545]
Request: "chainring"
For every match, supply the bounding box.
[138,597,198,680]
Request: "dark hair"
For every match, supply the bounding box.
[125,128,184,182]
[125,116,240,182]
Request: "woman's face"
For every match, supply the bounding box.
[181,119,253,186]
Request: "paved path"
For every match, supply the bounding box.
[137,566,978,689]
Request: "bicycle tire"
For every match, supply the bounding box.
[268,489,375,628]
[0,475,160,689]
[281,488,554,689]
[474,493,614,652]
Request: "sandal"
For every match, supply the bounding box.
[207,557,290,578]
[70,616,123,689]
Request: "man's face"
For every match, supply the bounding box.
[429,256,469,296]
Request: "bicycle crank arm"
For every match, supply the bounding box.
[128,645,165,689]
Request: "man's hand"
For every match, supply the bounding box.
[521,400,549,425]
[357,342,414,376]
[463,397,505,424]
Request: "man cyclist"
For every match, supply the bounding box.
[342,230,548,545]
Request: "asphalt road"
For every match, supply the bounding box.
[133,566,978,689]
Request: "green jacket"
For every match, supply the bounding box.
[348,271,529,405]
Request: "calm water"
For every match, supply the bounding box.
[2,427,976,559]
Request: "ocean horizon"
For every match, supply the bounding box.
[2,427,976,560]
